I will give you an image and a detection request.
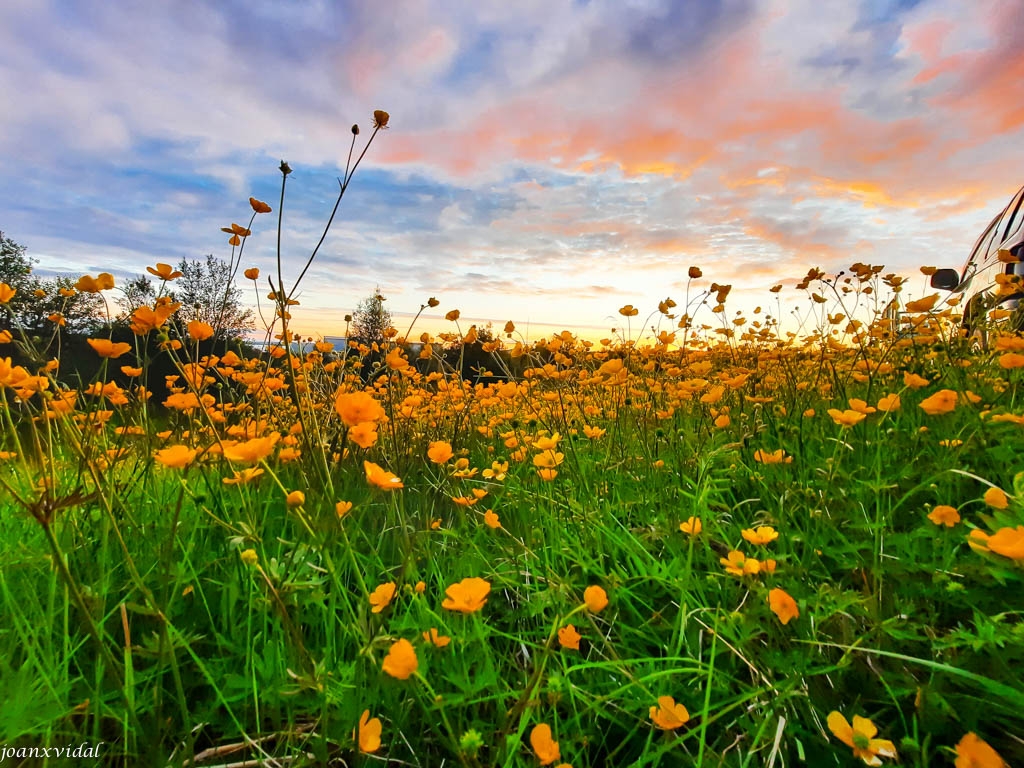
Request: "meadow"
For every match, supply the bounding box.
[1,124,1021,767]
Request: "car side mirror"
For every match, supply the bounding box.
[930,268,960,291]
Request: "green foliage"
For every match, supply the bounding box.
[350,290,392,346]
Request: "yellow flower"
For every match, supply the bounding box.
[240,549,259,566]
[927,505,960,527]
[121,365,143,377]
[983,487,1009,510]
[969,526,1024,560]
[336,500,353,518]
[422,627,451,648]
[998,352,1024,369]
[381,638,418,680]
[286,490,305,507]
[768,588,799,625]
[414,581,426,594]
[618,304,639,317]
[828,408,867,427]
[483,509,501,529]
[369,582,396,614]
[679,516,702,536]
[358,710,381,753]
[427,440,454,464]
[0,283,16,303]
[848,398,876,415]
[954,732,1007,768]
[529,724,560,766]
[904,293,939,312]
[87,338,133,359]
[244,267,260,280]
[919,389,958,415]
[826,711,897,766]
[558,624,581,650]
[75,273,115,292]
[650,695,690,730]
[741,526,779,545]
[187,320,215,341]
[583,585,608,613]
[364,460,404,490]
[442,577,491,613]
[445,309,460,321]
[154,444,197,469]
[249,197,272,214]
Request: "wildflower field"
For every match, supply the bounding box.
[1,125,1022,767]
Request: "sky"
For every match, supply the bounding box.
[2,0,1023,342]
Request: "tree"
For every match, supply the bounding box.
[350,290,392,346]
[170,255,255,341]
[118,275,156,318]
[0,231,104,337]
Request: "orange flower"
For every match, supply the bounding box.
[348,422,378,449]
[222,434,280,464]
[336,500,353,518]
[382,638,418,680]
[121,365,143,377]
[373,109,390,129]
[903,372,930,389]
[86,338,133,359]
[369,582,396,614]
[904,293,939,312]
[364,460,403,490]
[244,267,260,280]
[618,304,639,317]
[187,320,215,341]
[969,526,1024,560]
[650,696,690,730]
[742,526,779,545]
[768,588,799,624]
[848,398,876,415]
[679,516,702,536]
[445,309,460,321]
[828,408,867,427]
[0,283,16,303]
[422,627,451,648]
[826,712,897,765]
[75,273,115,293]
[358,710,381,753]
[927,505,960,527]
[529,724,560,766]
[335,390,386,426]
[427,440,454,464]
[249,197,272,214]
[223,468,265,485]
[442,577,491,613]
[876,393,901,412]
[146,263,183,281]
[721,550,760,576]
[285,490,305,507]
[954,732,1007,768]
[221,223,252,237]
[558,624,581,650]
[919,389,958,415]
[753,448,792,464]
[154,444,198,469]
[483,509,501,529]
[983,487,1009,509]
[998,352,1024,369]
[583,585,608,613]
[688,266,702,279]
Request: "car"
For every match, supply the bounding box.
[930,184,1024,331]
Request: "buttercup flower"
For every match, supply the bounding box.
[583,585,608,612]
[826,712,897,766]
[919,389,958,415]
[927,505,960,527]
[422,627,451,648]
[427,440,454,464]
[87,338,132,359]
[369,582,396,614]
[146,263,184,281]
[742,526,779,545]
[768,588,799,624]
[954,732,1007,768]
[529,724,560,766]
[364,461,403,490]
[983,487,1009,509]
[558,624,581,650]
[382,638,418,680]
[358,710,381,753]
[442,577,491,613]
[154,444,197,469]
[650,696,690,730]
[679,516,702,536]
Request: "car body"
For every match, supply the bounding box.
[930,184,1024,330]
